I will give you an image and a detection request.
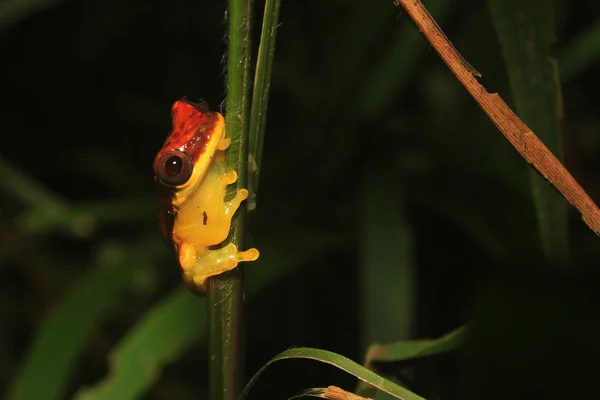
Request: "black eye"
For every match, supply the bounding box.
[157,150,193,186]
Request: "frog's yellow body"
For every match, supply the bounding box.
[153,98,259,293]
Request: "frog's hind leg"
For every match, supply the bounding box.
[182,242,259,293]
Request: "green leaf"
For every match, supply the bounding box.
[359,166,415,349]
[239,348,427,400]
[74,287,201,400]
[364,326,467,367]
[488,0,569,263]
[8,236,166,400]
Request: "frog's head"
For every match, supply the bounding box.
[153,98,225,245]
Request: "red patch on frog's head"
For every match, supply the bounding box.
[157,98,222,165]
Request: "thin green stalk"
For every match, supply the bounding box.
[247,0,281,209]
[208,0,252,399]
[207,273,244,400]
[488,0,569,264]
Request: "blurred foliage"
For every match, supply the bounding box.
[1,0,600,399]
[489,0,569,263]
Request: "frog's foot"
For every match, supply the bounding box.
[178,242,259,294]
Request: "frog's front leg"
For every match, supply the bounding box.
[179,242,259,293]
[220,169,250,217]
[178,167,259,293]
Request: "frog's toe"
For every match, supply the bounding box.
[217,137,231,151]
[221,170,238,185]
[237,188,249,201]
[239,248,259,262]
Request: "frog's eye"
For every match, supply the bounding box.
[156,150,194,186]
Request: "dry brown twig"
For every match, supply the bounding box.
[297,386,373,400]
[394,0,600,235]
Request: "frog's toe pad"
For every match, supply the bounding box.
[221,170,238,185]
[239,248,259,262]
[237,189,249,201]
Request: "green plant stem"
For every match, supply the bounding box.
[247,0,281,209]
[208,273,245,400]
[207,0,252,399]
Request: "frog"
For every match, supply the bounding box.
[153,97,259,294]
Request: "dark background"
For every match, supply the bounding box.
[2,0,600,399]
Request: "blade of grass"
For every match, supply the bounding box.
[209,0,253,398]
[239,348,427,400]
[247,0,281,209]
[364,326,466,367]
[73,232,342,400]
[357,326,466,397]
[8,236,166,400]
[74,287,200,400]
[358,169,415,400]
[488,0,569,263]
[360,166,415,350]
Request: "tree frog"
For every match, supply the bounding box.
[153,97,259,294]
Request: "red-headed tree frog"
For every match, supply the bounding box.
[153,98,259,294]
